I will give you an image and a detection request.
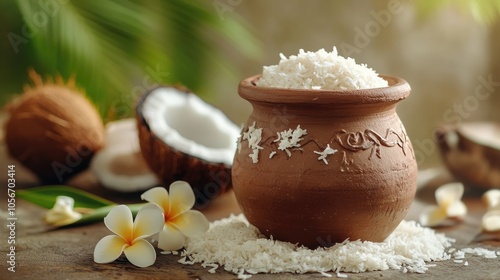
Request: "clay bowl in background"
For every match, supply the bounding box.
[436,122,500,189]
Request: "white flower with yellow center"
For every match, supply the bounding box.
[141,181,209,251]
[93,204,164,267]
[419,182,467,227]
[45,196,83,226]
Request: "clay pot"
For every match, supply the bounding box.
[436,122,500,189]
[232,75,418,248]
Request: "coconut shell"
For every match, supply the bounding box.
[135,87,232,207]
[4,76,104,183]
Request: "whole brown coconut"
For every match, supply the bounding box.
[4,70,105,183]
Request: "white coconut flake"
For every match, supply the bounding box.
[453,250,465,259]
[249,149,260,164]
[269,151,277,159]
[256,48,388,90]
[202,263,219,274]
[461,247,498,259]
[237,269,252,279]
[181,214,456,277]
[241,122,263,163]
[275,125,307,157]
[314,144,338,164]
[337,272,348,278]
[320,271,332,277]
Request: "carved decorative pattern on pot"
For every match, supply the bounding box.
[237,124,414,170]
[335,126,414,160]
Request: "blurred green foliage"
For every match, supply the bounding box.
[416,0,500,24]
[0,0,259,121]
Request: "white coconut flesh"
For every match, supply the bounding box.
[104,117,139,147]
[142,87,240,165]
[91,145,159,192]
[459,122,500,150]
[91,118,160,192]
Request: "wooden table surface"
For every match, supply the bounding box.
[1,168,499,280]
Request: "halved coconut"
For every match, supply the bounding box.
[136,86,240,204]
[90,118,160,192]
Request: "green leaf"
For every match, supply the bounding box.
[18,185,115,209]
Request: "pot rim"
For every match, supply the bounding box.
[238,74,410,105]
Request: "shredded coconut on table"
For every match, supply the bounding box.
[178,214,460,277]
[256,48,388,90]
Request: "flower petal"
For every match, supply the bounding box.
[94,235,126,264]
[446,201,467,217]
[104,205,133,241]
[435,182,464,207]
[169,181,195,217]
[141,187,170,214]
[133,204,164,241]
[45,196,82,226]
[482,210,500,232]
[157,224,186,251]
[124,239,157,267]
[483,189,500,210]
[55,195,76,208]
[170,210,209,237]
[419,205,448,227]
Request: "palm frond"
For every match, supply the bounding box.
[9,0,260,120]
[15,0,144,116]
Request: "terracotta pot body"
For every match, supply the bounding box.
[232,75,418,248]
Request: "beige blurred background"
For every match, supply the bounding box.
[208,0,500,169]
[1,0,499,176]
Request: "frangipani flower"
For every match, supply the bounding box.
[481,189,500,232]
[94,204,164,267]
[141,181,209,251]
[482,210,500,232]
[482,189,500,211]
[45,196,83,226]
[419,182,467,227]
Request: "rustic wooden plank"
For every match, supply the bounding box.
[1,169,499,279]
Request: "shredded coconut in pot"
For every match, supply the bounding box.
[256,47,388,90]
[178,214,475,277]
